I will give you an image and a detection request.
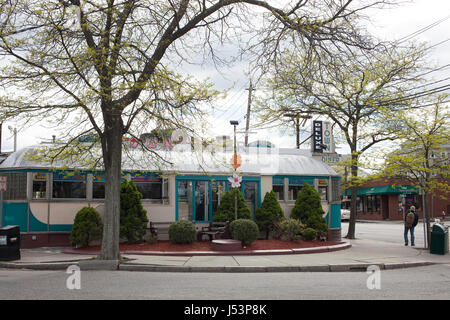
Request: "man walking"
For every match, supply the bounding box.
[404,205,419,246]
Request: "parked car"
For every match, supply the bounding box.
[341,209,350,221]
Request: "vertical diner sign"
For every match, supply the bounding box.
[313,120,323,153]
[312,120,333,154]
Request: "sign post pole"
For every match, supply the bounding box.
[0,176,6,227]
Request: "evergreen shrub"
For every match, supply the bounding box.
[168,220,197,244]
[290,182,328,236]
[70,207,103,247]
[229,219,259,247]
[212,188,251,222]
[120,180,149,244]
[255,191,284,239]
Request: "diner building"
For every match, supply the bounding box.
[0,137,342,248]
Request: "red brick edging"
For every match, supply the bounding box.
[62,242,351,257]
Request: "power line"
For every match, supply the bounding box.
[214,84,247,118]
[426,37,450,51]
[378,83,450,107]
[397,14,450,44]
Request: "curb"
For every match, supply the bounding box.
[118,262,437,273]
[0,261,75,270]
[0,260,437,273]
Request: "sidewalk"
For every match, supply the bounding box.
[1,238,449,272]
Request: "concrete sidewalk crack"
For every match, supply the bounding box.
[232,256,240,266]
[182,256,192,266]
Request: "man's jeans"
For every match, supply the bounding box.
[404,226,415,245]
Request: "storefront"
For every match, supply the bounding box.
[342,184,420,220]
[0,144,342,247]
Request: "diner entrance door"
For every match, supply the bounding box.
[194,181,209,222]
[243,181,258,219]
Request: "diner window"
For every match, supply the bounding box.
[52,172,87,199]
[131,174,164,201]
[272,177,284,200]
[288,178,313,201]
[92,174,105,199]
[288,185,302,201]
[135,181,162,199]
[32,172,47,199]
[318,179,328,201]
[2,172,27,200]
[318,186,328,201]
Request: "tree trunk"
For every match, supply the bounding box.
[345,152,359,239]
[99,116,123,260]
[346,185,358,239]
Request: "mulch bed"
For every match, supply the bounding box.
[71,239,344,253]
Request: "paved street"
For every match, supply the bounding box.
[1,220,449,304]
[341,220,449,248]
[1,264,450,300]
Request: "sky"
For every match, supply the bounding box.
[1,0,450,154]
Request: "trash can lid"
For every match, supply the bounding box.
[432,223,446,233]
[0,225,20,230]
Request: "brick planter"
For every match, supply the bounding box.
[211,239,242,251]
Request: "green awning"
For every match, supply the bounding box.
[343,185,419,196]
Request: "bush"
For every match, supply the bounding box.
[212,188,252,222]
[273,218,304,241]
[70,207,103,248]
[120,180,149,244]
[229,219,259,247]
[290,182,328,236]
[168,220,197,244]
[302,228,318,241]
[255,191,284,239]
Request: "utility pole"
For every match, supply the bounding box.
[244,80,253,147]
[284,112,311,149]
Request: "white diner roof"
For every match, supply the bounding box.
[0,145,338,177]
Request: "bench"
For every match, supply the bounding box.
[197,221,231,241]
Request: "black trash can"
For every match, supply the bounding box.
[0,225,21,261]
[430,224,448,255]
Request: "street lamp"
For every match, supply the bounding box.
[230,120,239,157]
